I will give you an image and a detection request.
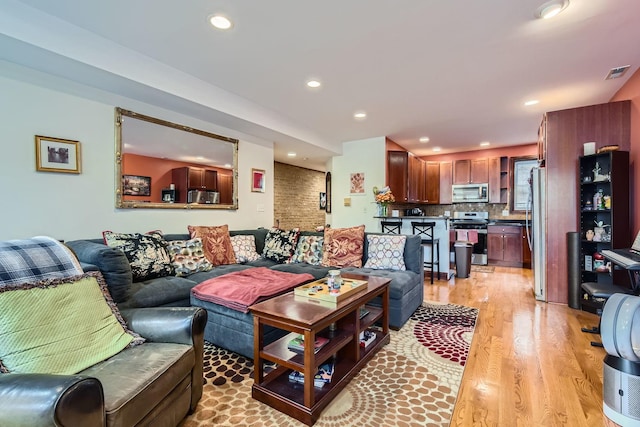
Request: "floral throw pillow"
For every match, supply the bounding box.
[363,234,407,271]
[289,235,324,265]
[321,225,365,268]
[188,225,237,266]
[231,235,261,263]
[166,238,213,276]
[262,228,301,263]
[103,231,174,282]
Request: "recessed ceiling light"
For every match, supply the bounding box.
[419,137,430,143]
[209,14,232,30]
[287,152,297,157]
[432,147,441,152]
[535,0,569,19]
[354,112,367,119]
[480,141,491,147]
[524,99,539,106]
[306,80,321,88]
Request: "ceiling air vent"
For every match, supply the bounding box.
[605,65,630,80]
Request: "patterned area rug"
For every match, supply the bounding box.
[180,302,478,427]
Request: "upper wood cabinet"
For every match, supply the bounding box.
[488,156,508,204]
[425,161,440,204]
[408,153,423,202]
[387,151,438,203]
[217,174,233,204]
[387,151,410,202]
[439,161,452,204]
[453,158,488,184]
[172,166,218,202]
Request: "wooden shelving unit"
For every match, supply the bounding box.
[579,151,630,313]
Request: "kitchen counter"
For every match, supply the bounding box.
[488,219,528,226]
[374,216,450,279]
[374,215,450,221]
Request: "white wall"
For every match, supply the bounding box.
[328,137,386,231]
[0,75,275,241]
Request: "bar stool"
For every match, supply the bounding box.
[380,220,402,234]
[411,221,439,284]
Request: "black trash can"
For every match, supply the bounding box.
[454,242,473,278]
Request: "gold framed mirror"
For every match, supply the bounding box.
[115,108,238,210]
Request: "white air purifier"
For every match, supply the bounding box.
[600,294,640,426]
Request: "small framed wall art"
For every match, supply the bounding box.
[122,175,151,196]
[35,135,81,174]
[252,168,266,193]
[350,172,365,194]
[319,192,327,210]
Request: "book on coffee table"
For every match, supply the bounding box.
[359,330,376,348]
[287,335,330,354]
[288,361,335,388]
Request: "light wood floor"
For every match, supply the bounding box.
[424,266,619,427]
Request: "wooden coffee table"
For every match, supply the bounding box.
[250,274,390,426]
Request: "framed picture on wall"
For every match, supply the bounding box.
[252,168,266,192]
[350,172,365,194]
[319,192,327,210]
[35,135,81,174]
[122,175,151,196]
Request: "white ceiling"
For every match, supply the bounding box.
[2,0,639,171]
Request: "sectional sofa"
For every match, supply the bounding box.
[66,227,424,359]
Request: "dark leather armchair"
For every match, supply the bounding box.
[0,307,207,427]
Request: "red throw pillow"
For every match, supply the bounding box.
[321,225,365,268]
[188,225,237,266]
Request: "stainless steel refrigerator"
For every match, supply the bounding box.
[527,167,547,301]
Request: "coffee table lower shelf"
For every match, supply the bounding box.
[252,333,390,425]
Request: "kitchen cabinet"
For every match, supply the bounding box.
[387,151,440,203]
[172,166,218,203]
[217,173,233,204]
[439,161,452,204]
[522,226,531,269]
[408,153,424,202]
[487,224,522,267]
[425,161,440,204]
[579,151,630,313]
[488,156,508,204]
[387,151,425,203]
[453,158,488,184]
[387,151,410,202]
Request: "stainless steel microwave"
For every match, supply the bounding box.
[187,189,219,204]
[452,183,489,203]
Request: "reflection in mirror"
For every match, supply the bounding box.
[115,108,238,210]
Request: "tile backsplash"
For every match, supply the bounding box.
[400,203,529,220]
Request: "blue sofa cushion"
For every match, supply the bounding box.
[66,240,132,303]
[121,276,198,308]
[270,263,330,280]
[339,267,421,301]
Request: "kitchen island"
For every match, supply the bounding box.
[374,216,451,280]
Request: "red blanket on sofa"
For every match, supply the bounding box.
[191,267,314,313]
